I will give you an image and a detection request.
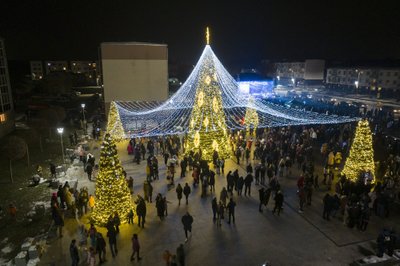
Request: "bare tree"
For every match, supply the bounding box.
[52,106,66,122]
[29,118,49,152]
[37,108,59,138]
[5,136,27,183]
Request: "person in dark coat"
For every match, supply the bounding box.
[57,185,66,209]
[246,163,253,174]
[208,170,215,192]
[85,163,93,181]
[106,216,118,257]
[272,190,284,216]
[176,184,183,205]
[259,187,265,212]
[227,198,236,224]
[180,158,187,178]
[181,212,194,242]
[323,193,333,221]
[244,173,254,196]
[69,239,79,266]
[237,176,244,196]
[96,233,106,263]
[136,196,146,228]
[260,164,266,185]
[233,169,239,191]
[377,228,397,257]
[50,163,56,179]
[156,193,165,220]
[176,244,185,266]
[183,183,191,205]
[264,188,272,209]
[130,233,142,261]
[226,171,234,195]
[113,212,121,233]
[211,197,218,221]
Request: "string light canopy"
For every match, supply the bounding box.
[110,29,358,140]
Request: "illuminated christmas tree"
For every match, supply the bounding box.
[91,133,133,225]
[185,28,231,161]
[244,96,259,137]
[106,101,125,141]
[342,119,375,182]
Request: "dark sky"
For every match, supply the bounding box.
[1,0,400,67]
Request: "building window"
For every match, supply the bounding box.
[0,113,6,123]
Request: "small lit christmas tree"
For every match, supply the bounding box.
[91,133,133,225]
[244,96,259,137]
[106,101,125,142]
[342,119,375,182]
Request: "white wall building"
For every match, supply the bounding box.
[274,60,325,85]
[326,67,400,91]
[0,38,14,137]
[100,42,169,113]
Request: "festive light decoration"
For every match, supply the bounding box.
[184,48,231,161]
[107,101,125,141]
[91,133,134,225]
[206,27,210,45]
[244,96,259,136]
[342,119,375,183]
[111,31,358,138]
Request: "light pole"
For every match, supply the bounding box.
[81,103,86,134]
[57,128,65,164]
[355,70,362,91]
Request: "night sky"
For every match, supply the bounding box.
[1,0,399,67]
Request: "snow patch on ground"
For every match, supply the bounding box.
[1,244,12,254]
[0,257,11,266]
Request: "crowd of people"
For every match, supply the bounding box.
[44,115,400,264]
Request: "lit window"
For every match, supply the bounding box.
[0,113,6,122]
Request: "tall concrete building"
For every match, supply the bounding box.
[0,38,14,137]
[100,42,169,112]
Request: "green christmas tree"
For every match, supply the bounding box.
[342,119,375,182]
[244,96,259,137]
[185,47,230,161]
[91,133,133,225]
[106,101,125,142]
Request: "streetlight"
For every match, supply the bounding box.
[57,128,65,164]
[81,103,86,134]
[355,70,363,91]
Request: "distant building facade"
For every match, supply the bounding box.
[274,60,325,86]
[326,67,400,91]
[100,42,169,113]
[30,61,44,80]
[45,61,68,74]
[0,38,14,137]
[30,60,100,84]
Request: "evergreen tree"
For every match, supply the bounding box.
[244,96,259,137]
[342,119,375,182]
[91,133,133,225]
[106,101,125,142]
[185,47,230,161]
